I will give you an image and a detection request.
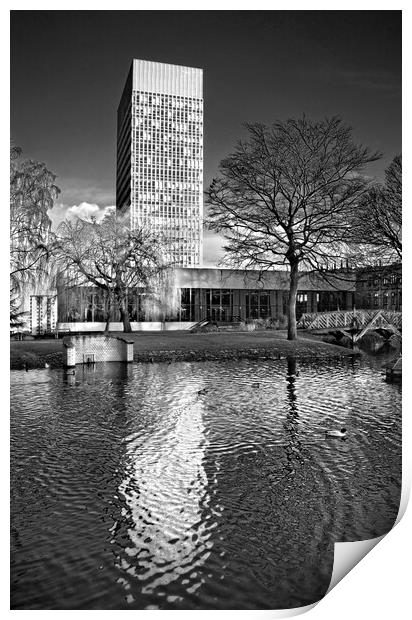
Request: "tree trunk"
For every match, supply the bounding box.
[104,299,111,332]
[104,316,110,332]
[120,305,132,333]
[117,293,131,332]
[115,284,132,333]
[287,262,299,341]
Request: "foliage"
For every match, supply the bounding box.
[10,288,28,329]
[206,116,380,339]
[140,268,181,324]
[349,155,402,262]
[55,212,170,332]
[10,145,60,327]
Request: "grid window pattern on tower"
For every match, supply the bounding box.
[116,60,204,267]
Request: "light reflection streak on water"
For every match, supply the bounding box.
[10,355,401,610]
[116,379,214,600]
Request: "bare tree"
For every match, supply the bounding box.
[10,146,60,327]
[206,117,380,339]
[350,155,401,262]
[55,212,169,332]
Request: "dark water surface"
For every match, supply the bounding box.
[10,354,401,609]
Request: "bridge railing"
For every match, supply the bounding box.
[297,309,402,330]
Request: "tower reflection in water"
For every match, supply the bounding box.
[114,365,214,604]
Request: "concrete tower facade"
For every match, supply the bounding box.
[116,59,203,267]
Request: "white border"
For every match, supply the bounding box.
[4,3,409,619]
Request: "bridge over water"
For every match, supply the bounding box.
[297,309,402,343]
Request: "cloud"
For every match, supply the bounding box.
[337,70,401,95]
[202,228,226,267]
[68,202,104,220]
[49,202,116,229]
[49,201,227,267]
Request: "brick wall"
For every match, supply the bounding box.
[63,334,133,366]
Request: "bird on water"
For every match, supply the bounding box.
[325,428,347,438]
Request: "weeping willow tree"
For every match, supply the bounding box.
[10,145,60,328]
[141,268,181,327]
[55,212,172,332]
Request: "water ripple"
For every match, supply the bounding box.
[11,355,401,609]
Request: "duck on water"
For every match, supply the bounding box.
[325,428,347,439]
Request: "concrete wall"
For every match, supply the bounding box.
[63,334,134,366]
[174,267,356,292]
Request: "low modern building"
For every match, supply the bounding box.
[55,266,356,333]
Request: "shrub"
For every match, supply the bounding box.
[388,334,402,349]
[276,314,288,329]
[339,335,353,349]
[192,322,218,333]
[359,331,385,352]
[321,334,338,345]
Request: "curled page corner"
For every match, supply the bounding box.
[239,601,318,619]
[326,535,385,594]
[327,476,410,596]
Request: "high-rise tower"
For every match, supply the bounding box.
[116,59,203,267]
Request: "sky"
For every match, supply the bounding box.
[10,10,401,265]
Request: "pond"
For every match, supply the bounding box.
[10,354,401,610]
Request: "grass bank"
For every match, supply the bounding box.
[10,330,358,370]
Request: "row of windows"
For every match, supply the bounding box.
[133,131,202,141]
[134,122,202,135]
[132,163,202,174]
[132,182,202,192]
[133,148,202,160]
[134,119,202,129]
[134,227,200,240]
[133,96,201,106]
[133,140,201,152]
[132,167,202,178]
[131,218,200,231]
[134,128,202,139]
[133,139,202,150]
[60,288,358,323]
[369,291,401,306]
[367,275,402,286]
[133,92,202,108]
[132,179,202,189]
[133,106,202,115]
[135,193,200,203]
[133,189,201,200]
[133,156,201,167]
[132,103,202,115]
[133,114,202,125]
[134,201,200,209]
[133,141,201,155]
[132,196,201,205]
[138,218,200,230]
[133,180,201,191]
[181,289,273,321]
[132,218,200,231]
[133,151,202,163]
[134,133,203,144]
